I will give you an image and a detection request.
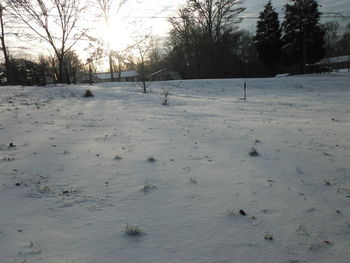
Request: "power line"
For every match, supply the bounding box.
[126,14,350,20]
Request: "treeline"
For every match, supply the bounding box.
[1,0,350,86]
[162,0,350,78]
[1,52,85,86]
[0,0,88,86]
[323,22,350,58]
[165,0,258,79]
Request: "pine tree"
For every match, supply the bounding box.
[256,1,282,75]
[282,0,325,73]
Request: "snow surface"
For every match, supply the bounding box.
[1,74,350,263]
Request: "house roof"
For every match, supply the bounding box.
[318,55,350,64]
[146,68,169,79]
[96,70,138,79]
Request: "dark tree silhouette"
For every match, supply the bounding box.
[0,3,13,84]
[7,0,87,83]
[282,0,325,74]
[168,0,245,78]
[256,1,282,76]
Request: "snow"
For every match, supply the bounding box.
[1,74,350,263]
[275,73,290,77]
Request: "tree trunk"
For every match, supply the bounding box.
[141,61,146,93]
[65,66,70,84]
[89,64,92,85]
[0,5,12,84]
[109,51,114,81]
[57,54,65,83]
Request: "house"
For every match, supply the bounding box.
[96,70,139,82]
[146,68,182,81]
[79,70,138,83]
[309,55,350,73]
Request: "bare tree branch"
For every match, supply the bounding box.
[6,0,87,83]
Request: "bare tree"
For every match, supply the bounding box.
[7,0,86,83]
[187,0,245,44]
[85,35,104,66]
[109,50,131,81]
[322,21,341,57]
[134,34,152,93]
[147,37,165,73]
[95,0,127,81]
[0,3,12,84]
[168,0,245,78]
[169,7,202,77]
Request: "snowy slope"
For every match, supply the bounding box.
[1,74,349,263]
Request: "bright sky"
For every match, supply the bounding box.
[96,0,186,50]
[102,0,350,49]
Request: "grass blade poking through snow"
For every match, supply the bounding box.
[124,224,143,236]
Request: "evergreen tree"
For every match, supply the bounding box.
[256,1,282,75]
[282,0,325,73]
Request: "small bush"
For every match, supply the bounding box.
[147,156,156,162]
[114,155,122,160]
[142,183,156,193]
[3,157,15,161]
[161,88,170,106]
[83,89,94,98]
[239,209,247,216]
[190,177,197,184]
[264,233,273,240]
[124,224,143,236]
[324,179,331,186]
[249,147,259,156]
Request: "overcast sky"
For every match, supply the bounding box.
[127,0,350,35]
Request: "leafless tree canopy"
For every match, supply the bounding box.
[168,0,245,78]
[96,0,127,24]
[0,3,11,82]
[7,0,86,82]
[187,0,245,42]
[134,33,152,93]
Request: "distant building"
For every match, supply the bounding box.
[80,70,138,83]
[309,55,350,73]
[146,68,182,81]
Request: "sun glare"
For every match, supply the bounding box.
[75,0,181,65]
[100,16,132,51]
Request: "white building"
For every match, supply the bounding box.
[96,70,139,82]
[80,70,138,83]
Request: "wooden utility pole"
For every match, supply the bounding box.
[243,81,247,101]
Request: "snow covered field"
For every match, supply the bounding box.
[1,74,349,263]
